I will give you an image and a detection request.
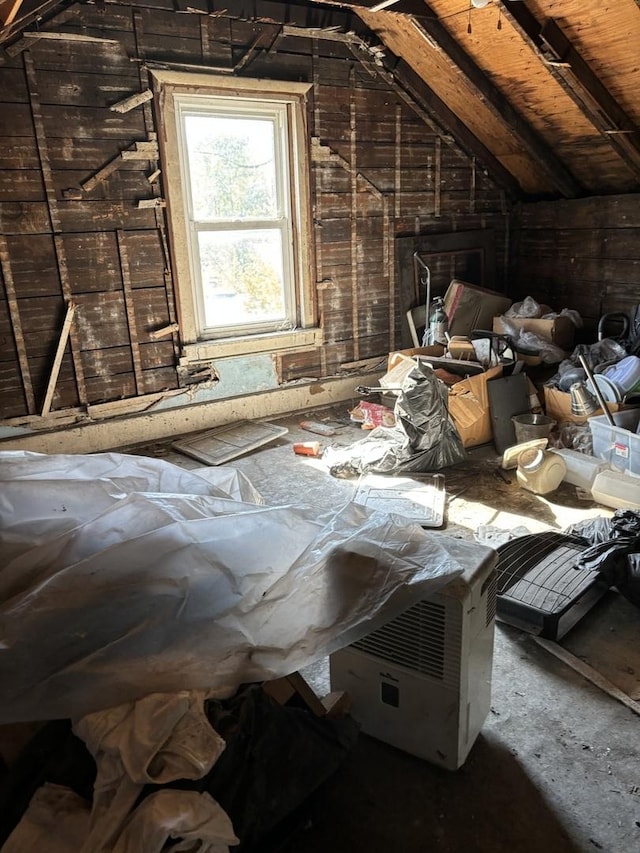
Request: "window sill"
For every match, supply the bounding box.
[181,328,323,362]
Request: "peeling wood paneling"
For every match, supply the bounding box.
[0,0,509,420]
[512,193,640,323]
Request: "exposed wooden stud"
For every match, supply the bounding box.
[23,53,59,233]
[142,59,234,75]
[140,84,156,142]
[434,137,441,217]
[470,156,476,215]
[53,235,88,406]
[109,89,154,114]
[41,301,76,417]
[24,52,88,407]
[356,172,383,201]
[0,0,24,27]
[0,234,36,414]
[394,104,402,220]
[383,195,394,351]
[349,66,359,362]
[311,36,327,379]
[199,15,210,62]
[117,231,145,396]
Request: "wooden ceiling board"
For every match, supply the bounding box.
[527,0,640,125]
[423,0,635,192]
[357,8,555,194]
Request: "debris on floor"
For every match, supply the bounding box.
[172,420,289,465]
[0,675,359,853]
[325,360,465,477]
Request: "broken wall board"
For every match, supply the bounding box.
[172,420,289,465]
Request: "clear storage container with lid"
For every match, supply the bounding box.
[603,355,640,396]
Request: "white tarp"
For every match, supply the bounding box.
[0,450,494,723]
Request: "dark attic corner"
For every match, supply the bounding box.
[1,1,640,851]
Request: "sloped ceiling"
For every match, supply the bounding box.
[2,0,639,199]
[349,0,640,198]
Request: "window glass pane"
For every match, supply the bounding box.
[198,229,287,329]
[184,114,278,222]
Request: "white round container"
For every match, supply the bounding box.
[516,448,566,495]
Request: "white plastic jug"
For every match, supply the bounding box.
[516,448,566,495]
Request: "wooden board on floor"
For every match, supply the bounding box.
[172,420,288,465]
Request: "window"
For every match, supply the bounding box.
[154,72,318,356]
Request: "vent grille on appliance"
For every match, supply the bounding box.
[485,573,498,627]
[351,599,460,687]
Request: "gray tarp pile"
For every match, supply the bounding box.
[0,450,493,724]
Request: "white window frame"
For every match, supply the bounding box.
[152,71,319,358]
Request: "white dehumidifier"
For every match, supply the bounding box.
[330,553,497,770]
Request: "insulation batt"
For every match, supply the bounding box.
[0,450,493,723]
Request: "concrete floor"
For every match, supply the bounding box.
[155,405,640,853]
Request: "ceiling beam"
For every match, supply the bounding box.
[0,0,24,27]
[408,5,582,197]
[500,2,640,180]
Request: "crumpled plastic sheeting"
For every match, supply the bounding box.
[325,360,466,477]
[0,450,262,563]
[2,785,236,853]
[111,790,238,853]
[0,450,492,723]
[73,691,226,853]
[3,690,237,853]
[1,784,91,853]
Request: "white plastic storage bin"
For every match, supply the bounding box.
[588,409,640,476]
[592,469,640,509]
[550,448,607,490]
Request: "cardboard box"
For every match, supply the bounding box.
[448,365,503,447]
[443,280,512,337]
[387,345,445,371]
[544,385,624,425]
[493,315,575,351]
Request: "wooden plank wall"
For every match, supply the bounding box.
[510,194,640,331]
[0,0,509,421]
